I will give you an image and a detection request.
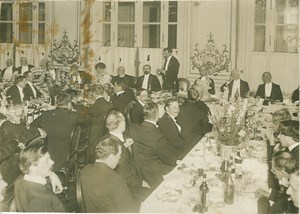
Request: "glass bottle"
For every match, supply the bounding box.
[199,174,209,212]
[224,166,235,205]
[234,150,243,175]
[229,156,235,174]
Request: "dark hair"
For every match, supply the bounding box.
[105,110,124,131]
[272,150,297,174]
[56,93,71,107]
[163,47,172,53]
[95,138,120,160]
[0,112,7,120]
[115,79,128,91]
[14,75,26,85]
[95,62,106,70]
[278,120,299,142]
[19,138,47,174]
[143,64,151,70]
[64,88,79,99]
[164,98,178,111]
[23,71,32,79]
[136,88,148,97]
[143,102,158,120]
[187,88,199,102]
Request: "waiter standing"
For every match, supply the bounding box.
[160,47,180,93]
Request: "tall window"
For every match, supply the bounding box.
[168,1,178,49]
[103,1,111,46]
[0,2,46,44]
[254,0,298,53]
[118,2,135,47]
[143,2,161,48]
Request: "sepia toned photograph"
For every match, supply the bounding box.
[0,0,299,213]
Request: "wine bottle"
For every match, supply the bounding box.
[234,151,243,175]
[229,156,235,174]
[199,174,209,212]
[224,166,235,205]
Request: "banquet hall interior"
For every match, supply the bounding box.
[0,0,299,213]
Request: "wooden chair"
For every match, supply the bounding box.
[75,168,86,213]
[124,100,137,127]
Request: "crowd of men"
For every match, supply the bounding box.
[0,47,299,212]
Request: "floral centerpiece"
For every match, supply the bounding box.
[150,91,173,105]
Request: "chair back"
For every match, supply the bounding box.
[76,168,86,213]
[124,100,136,126]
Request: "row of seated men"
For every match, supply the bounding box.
[0,82,213,212]
[254,108,299,214]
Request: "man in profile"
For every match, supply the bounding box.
[81,138,140,213]
[23,71,43,100]
[6,75,27,105]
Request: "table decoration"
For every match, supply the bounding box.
[150,90,173,105]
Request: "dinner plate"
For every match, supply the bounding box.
[156,189,181,202]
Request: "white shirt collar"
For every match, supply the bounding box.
[109,131,124,142]
[288,143,299,152]
[144,119,158,128]
[24,174,47,185]
[116,91,125,96]
[167,55,172,61]
[96,95,104,100]
[17,85,23,91]
[167,112,181,132]
[138,100,145,107]
[0,119,7,127]
[144,73,150,77]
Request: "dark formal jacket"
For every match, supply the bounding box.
[30,108,83,172]
[129,121,178,188]
[112,74,137,89]
[111,90,135,115]
[130,100,144,124]
[14,176,65,212]
[291,87,299,103]
[6,85,26,105]
[102,134,142,188]
[162,56,180,91]
[136,74,161,92]
[255,82,283,102]
[220,79,250,99]
[0,66,17,82]
[158,113,187,158]
[88,97,114,163]
[81,163,140,213]
[79,70,92,86]
[177,100,212,148]
[257,195,298,214]
[290,144,299,164]
[16,65,35,74]
[195,76,215,95]
[23,82,43,100]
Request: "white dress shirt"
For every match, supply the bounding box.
[17,85,24,101]
[164,56,172,70]
[142,74,150,90]
[3,66,13,81]
[49,69,56,80]
[21,66,29,75]
[230,79,240,100]
[265,82,272,97]
[27,81,37,98]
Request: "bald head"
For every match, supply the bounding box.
[262,72,272,83]
[231,70,240,80]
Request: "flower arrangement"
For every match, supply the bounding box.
[209,99,250,146]
[150,91,173,105]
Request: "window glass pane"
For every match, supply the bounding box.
[143,2,161,22]
[118,2,135,22]
[19,3,33,21]
[118,24,134,47]
[275,25,297,53]
[276,0,298,24]
[104,2,111,22]
[168,25,177,49]
[103,24,111,46]
[19,23,32,44]
[0,23,13,43]
[169,1,177,22]
[0,3,13,21]
[254,25,266,51]
[255,0,266,23]
[143,25,160,48]
[38,23,45,44]
[38,3,46,21]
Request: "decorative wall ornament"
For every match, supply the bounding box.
[50,30,80,65]
[191,32,230,75]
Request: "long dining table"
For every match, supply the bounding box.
[140,132,269,213]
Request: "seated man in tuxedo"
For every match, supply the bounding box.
[81,138,140,213]
[111,79,135,115]
[129,102,179,188]
[220,69,250,100]
[87,84,114,163]
[102,110,149,200]
[130,88,149,124]
[112,66,137,89]
[194,65,215,95]
[30,93,87,172]
[14,139,65,212]
[16,57,34,75]
[6,75,27,105]
[23,71,43,100]
[255,72,283,104]
[136,64,161,92]
[158,98,187,159]
[1,59,17,82]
